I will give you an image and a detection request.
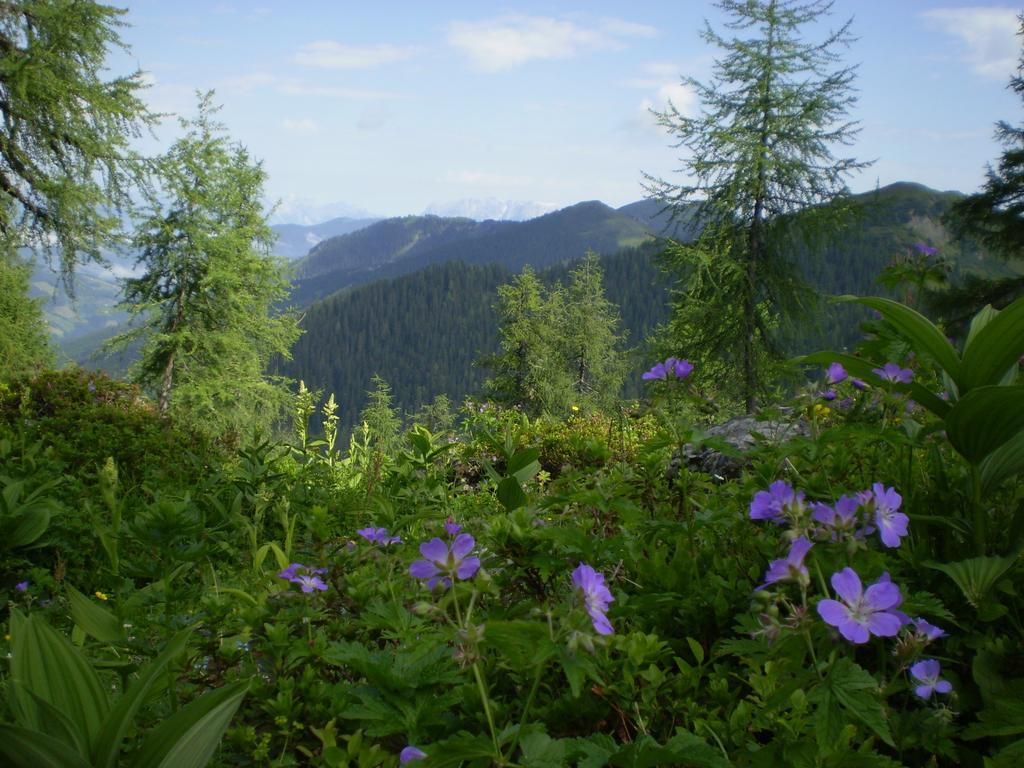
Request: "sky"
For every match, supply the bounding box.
[112,1,1023,221]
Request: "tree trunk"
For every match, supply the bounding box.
[158,352,174,415]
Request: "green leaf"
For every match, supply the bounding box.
[508,448,541,484]
[519,731,566,768]
[417,732,496,767]
[92,627,194,768]
[10,612,110,752]
[497,476,528,511]
[67,584,125,644]
[0,724,91,768]
[841,296,962,384]
[980,429,1024,495]
[484,621,557,669]
[961,296,1024,391]
[943,386,1024,463]
[925,555,1019,608]
[7,681,90,757]
[826,659,893,747]
[130,680,248,768]
[5,507,51,548]
[962,696,1024,740]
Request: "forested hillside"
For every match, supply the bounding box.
[284,242,669,430]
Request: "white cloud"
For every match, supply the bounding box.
[217,71,402,101]
[281,118,319,135]
[447,15,656,72]
[623,62,698,129]
[294,40,416,70]
[922,6,1019,79]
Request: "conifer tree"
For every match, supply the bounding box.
[112,93,300,437]
[558,252,627,410]
[645,0,867,411]
[941,14,1024,317]
[0,0,153,276]
[483,265,565,413]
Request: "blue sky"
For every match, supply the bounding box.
[114,1,1022,220]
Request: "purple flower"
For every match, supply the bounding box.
[826,362,848,385]
[293,574,329,593]
[749,480,804,524]
[912,618,948,642]
[871,483,909,548]
[812,495,860,539]
[400,746,427,764]
[817,568,905,644]
[277,563,328,591]
[443,517,462,537]
[913,243,939,256]
[759,537,812,590]
[642,357,693,381]
[277,563,303,581]
[357,527,402,545]
[14,581,29,592]
[409,533,480,589]
[572,563,614,635]
[851,378,868,391]
[910,659,952,699]
[873,362,913,384]
[820,389,837,401]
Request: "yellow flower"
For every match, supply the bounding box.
[813,404,831,418]
[570,405,579,412]
[3,634,10,642]
[94,591,109,601]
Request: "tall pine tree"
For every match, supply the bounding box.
[645,0,867,411]
[112,93,300,438]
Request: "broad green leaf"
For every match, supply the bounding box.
[92,627,194,768]
[0,724,91,768]
[10,613,110,752]
[980,430,1024,495]
[7,682,90,756]
[962,696,1024,740]
[6,508,51,548]
[841,296,962,384]
[794,351,950,417]
[130,680,248,768]
[961,295,1024,391]
[415,732,496,767]
[827,659,894,747]
[67,584,125,644]
[964,304,999,353]
[213,587,259,605]
[926,555,1019,608]
[497,476,528,511]
[943,386,1024,463]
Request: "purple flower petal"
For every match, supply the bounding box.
[419,537,449,563]
[400,746,427,764]
[456,556,481,580]
[451,533,476,560]
[410,560,441,579]
[830,568,863,605]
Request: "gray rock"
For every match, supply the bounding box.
[671,413,809,481]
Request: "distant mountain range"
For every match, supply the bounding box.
[289,198,695,306]
[271,217,382,260]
